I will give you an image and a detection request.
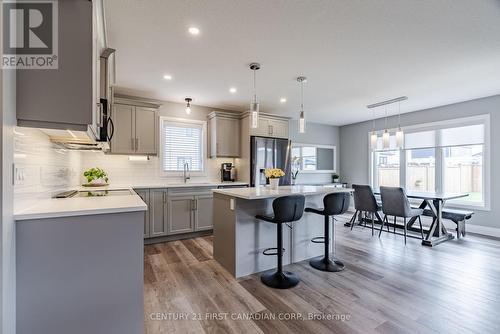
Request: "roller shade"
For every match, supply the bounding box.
[404,124,484,149]
[162,121,203,172]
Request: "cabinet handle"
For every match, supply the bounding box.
[131,138,135,150]
[162,192,167,203]
[193,199,197,211]
[216,143,219,154]
[135,138,139,151]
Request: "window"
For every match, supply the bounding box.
[161,118,205,174]
[291,144,336,172]
[369,115,489,209]
[373,150,400,188]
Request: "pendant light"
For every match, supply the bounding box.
[395,100,404,148]
[370,109,378,150]
[249,63,261,128]
[184,97,192,114]
[382,105,390,149]
[297,76,307,133]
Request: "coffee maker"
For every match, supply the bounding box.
[221,163,236,182]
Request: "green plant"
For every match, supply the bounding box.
[332,173,340,183]
[83,167,109,183]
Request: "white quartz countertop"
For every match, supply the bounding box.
[212,185,353,200]
[14,189,147,221]
[86,181,248,190]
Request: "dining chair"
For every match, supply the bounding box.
[350,184,383,236]
[379,186,424,244]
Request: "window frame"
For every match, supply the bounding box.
[159,116,207,177]
[368,114,490,211]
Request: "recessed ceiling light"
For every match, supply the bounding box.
[229,87,237,94]
[163,74,172,80]
[188,27,200,35]
[280,97,287,103]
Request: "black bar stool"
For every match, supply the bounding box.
[255,195,305,289]
[305,192,350,272]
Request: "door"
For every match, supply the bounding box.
[251,136,276,186]
[111,104,135,154]
[275,138,292,185]
[168,196,195,235]
[134,189,150,237]
[135,107,157,154]
[149,189,168,237]
[195,195,213,231]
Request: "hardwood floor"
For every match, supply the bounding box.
[144,215,500,334]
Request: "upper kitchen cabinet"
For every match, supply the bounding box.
[241,113,290,139]
[16,0,107,136]
[110,97,159,155]
[208,111,241,158]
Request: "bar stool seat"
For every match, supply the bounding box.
[255,195,305,289]
[305,192,350,272]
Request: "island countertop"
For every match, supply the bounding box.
[212,185,353,200]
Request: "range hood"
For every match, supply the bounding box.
[41,129,110,151]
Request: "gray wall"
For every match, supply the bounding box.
[339,94,500,230]
[289,120,340,184]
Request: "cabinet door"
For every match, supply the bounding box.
[135,107,157,155]
[269,119,289,139]
[195,195,213,231]
[168,196,195,235]
[134,189,150,237]
[110,104,135,154]
[149,189,168,237]
[216,118,240,157]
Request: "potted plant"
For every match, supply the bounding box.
[332,173,340,184]
[83,167,109,187]
[265,168,285,190]
[291,156,302,185]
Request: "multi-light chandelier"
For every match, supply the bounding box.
[368,96,407,150]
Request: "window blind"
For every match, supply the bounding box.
[162,121,203,172]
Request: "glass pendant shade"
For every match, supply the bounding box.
[396,128,404,148]
[370,132,378,150]
[382,130,390,149]
[299,111,305,133]
[250,101,259,128]
[185,106,191,114]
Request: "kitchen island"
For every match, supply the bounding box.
[212,185,353,278]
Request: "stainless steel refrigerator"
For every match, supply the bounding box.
[250,136,292,187]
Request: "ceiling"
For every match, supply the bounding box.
[105,0,500,126]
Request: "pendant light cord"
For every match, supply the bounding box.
[300,80,304,111]
[384,106,388,129]
[253,69,257,103]
[398,101,401,128]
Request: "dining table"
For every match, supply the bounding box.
[372,191,469,246]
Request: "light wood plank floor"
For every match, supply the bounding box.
[144,215,500,334]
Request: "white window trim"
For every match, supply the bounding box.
[159,116,207,177]
[368,114,490,211]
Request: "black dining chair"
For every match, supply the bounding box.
[305,192,350,272]
[255,195,305,289]
[350,184,383,236]
[379,186,424,244]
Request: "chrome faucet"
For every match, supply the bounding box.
[183,162,191,183]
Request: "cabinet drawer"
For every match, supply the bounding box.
[168,187,215,197]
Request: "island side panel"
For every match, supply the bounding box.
[290,194,333,263]
[234,198,292,278]
[16,212,144,334]
[213,193,236,276]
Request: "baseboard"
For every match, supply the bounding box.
[467,224,500,238]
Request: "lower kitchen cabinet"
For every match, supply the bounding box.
[134,189,150,237]
[148,189,169,237]
[195,194,214,231]
[137,188,214,240]
[168,196,195,235]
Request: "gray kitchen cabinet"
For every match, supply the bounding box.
[110,101,158,155]
[111,104,135,154]
[194,194,214,231]
[134,189,150,237]
[16,0,106,136]
[149,189,168,237]
[168,196,195,235]
[135,107,157,154]
[244,113,290,139]
[208,112,241,158]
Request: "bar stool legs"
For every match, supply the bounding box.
[309,215,345,272]
[261,223,300,289]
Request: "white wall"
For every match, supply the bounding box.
[339,95,500,231]
[2,67,16,333]
[289,120,340,185]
